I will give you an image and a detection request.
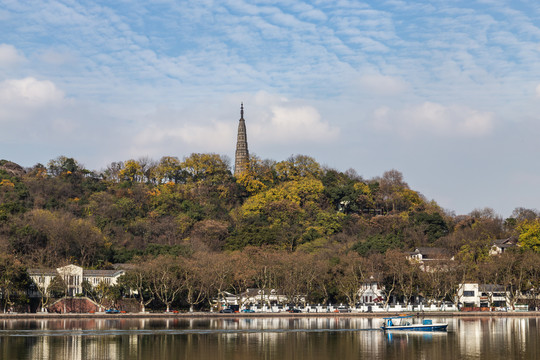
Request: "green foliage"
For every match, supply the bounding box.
[0,170,30,221]
[410,211,449,243]
[112,243,192,263]
[352,233,403,256]
[226,215,279,250]
[2,155,538,313]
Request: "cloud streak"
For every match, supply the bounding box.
[372,102,494,138]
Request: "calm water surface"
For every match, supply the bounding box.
[0,317,538,360]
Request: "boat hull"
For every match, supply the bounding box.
[382,324,448,332]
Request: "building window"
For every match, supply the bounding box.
[463,291,475,297]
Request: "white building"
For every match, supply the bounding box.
[217,288,302,308]
[407,247,454,272]
[357,277,385,305]
[28,264,125,297]
[457,283,509,308]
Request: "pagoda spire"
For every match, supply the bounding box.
[234,103,249,177]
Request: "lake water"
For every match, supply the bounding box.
[0,316,538,359]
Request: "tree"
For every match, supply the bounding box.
[118,264,154,313]
[181,153,231,184]
[274,155,322,181]
[0,254,28,313]
[246,248,281,307]
[182,257,206,312]
[228,251,256,307]
[83,280,112,312]
[12,209,108,267]
[137,156,158,184]
[418,262,454,307]
[48,275,68,299]
[119,160,143,183]
[190,219,229,252]
[517,219,540,252]
[103,161,124,183]
[277,252,317,306]
[155,156,185,184]
[377,169,408,212]
[147,256,183,312]
[333,254,371,307]
[235,155,275,195]
[197,252,234,310]
[495,252,529,310]
[47,156,85,178]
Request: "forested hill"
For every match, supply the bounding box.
[0,154,538,270]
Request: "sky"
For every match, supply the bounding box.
[1,0,540,217]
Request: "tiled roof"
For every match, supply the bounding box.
[414,247,452,258]
[84,270,124,277]
[27,268,57,276]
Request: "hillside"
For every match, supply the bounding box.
[1,155,539,311]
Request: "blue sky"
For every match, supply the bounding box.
[1,0,540,217]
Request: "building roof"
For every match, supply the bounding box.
[27,268,57,277]
[84,269,124,277]
[411,247,452,259]
[492,236,518,248]
[27,266,124,278]
[479,284,506,292]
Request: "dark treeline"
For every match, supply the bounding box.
[0,155,539,311]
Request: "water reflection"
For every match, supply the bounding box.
[0,317,538,360]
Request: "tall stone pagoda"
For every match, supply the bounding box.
[234,103,250,177]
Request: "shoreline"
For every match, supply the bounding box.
[1,311,539,320]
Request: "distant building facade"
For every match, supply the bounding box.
[357,276,385,305]
[28,264,125,297]
[234,103,250,177]
[457,283,509,308]
[489,236,519,255]
[407,247,454,272]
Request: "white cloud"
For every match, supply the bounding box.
[128,92,339,160]
[0,77,64,106]
[372,102,494,137]
[0,43,26,67]
[536,84,540,98]
[132,119,236,158]
[247,92,339,144]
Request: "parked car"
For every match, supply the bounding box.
[288,308,302,313]
[105,309,120,314]
[336,306,351,313]
[241,309,255,313]
[219,308,234,313]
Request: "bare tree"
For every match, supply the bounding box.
[147,256,183,312]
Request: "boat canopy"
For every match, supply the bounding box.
[382,315,413,320]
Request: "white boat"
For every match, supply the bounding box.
[381,315,448,331]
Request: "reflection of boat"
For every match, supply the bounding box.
[381,315,448,331]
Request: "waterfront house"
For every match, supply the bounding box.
[357,276,385,306]
[28,264,125,297]
[457,283,509,309]
[216,288,302,309]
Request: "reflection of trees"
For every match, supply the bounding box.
[2,317,538,360]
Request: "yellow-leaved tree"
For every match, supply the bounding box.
[119,160,143,182]
[517,219,540,252]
